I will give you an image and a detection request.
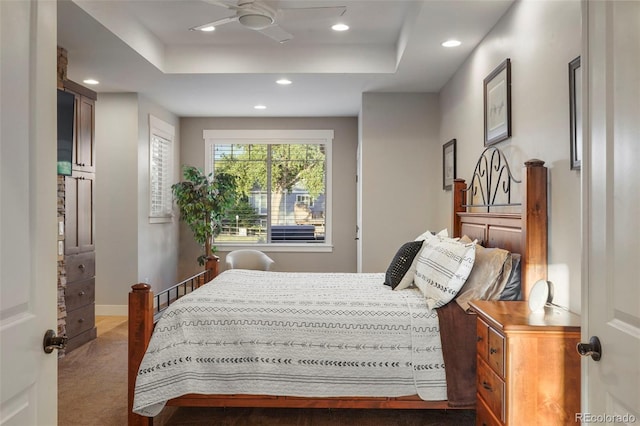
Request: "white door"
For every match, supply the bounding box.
[583,0,640,422]
[0,1,59,425]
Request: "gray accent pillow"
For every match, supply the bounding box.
[499,254,522,300]
[384,240,425,289]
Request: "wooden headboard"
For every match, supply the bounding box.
[451,149,547,300]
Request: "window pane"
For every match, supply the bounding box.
[211,142,326,244]
[214,144,265,243]
[270,144,325,243]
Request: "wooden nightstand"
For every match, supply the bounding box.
[468,301,581,426]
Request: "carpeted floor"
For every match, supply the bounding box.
[58,318,129,426]
[58,319,475,426]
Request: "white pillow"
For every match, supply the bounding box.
[414,236,476,310]
[414,228,448,241]
[394,229,448,291]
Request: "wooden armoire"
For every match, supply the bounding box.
[60,78,97,352]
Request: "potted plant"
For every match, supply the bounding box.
[172,166,236,266]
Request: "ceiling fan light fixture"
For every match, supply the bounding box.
[238,13,274,30]
[331,23,349,32]
[442,39,461,47]
[199,26,215,32]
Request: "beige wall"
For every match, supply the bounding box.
[179,117,358,278]
[438,0,582,312]
[95,93,139,309]
[95,93,180,312]
[137,96,180,291]
[359,93,442,272]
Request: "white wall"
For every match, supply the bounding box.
[95,93,180,313]
[359,93,442,272]
[179,117,358,278]
[439,0,582,312]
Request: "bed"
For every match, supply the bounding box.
[127,148,548,425]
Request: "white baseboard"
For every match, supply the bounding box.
[96,304,128,316]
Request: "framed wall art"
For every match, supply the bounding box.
[442,138,456,190]
[484,58,512,146]
[569,55,582,170]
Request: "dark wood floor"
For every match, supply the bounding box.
[59,316,475,426]
[158,406,475,426]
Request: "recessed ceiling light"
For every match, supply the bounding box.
[442,39,461,48]
[254,105,267,110]
[83,79,99,85]
[332,23,349,32]
[276,79,292,85]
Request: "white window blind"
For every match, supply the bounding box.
[149,115,174,223]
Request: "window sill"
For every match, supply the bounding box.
[215,243,333,253]
[149,216,172,224]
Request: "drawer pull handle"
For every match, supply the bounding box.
[482,381,493,392]
[78,264,86,271]
[78,318,84,323]
[78,291,85,296]
[490,347,498,354]
[477,336,483,342]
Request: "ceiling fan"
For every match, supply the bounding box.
[191,0,347,43]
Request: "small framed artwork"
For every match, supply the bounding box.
[484,58,512,146]
[569,56,582,170]
[443,138,456,190]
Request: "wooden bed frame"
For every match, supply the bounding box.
[128,151,547,425]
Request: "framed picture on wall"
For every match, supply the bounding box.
[484,58,512,146]
[569,56,582,170]
[443,139,456,190]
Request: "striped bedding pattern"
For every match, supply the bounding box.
[133,270,447,416]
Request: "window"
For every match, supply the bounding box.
[149,115,174,223]
[204,129,333,250]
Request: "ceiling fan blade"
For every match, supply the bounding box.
[201,0,244,11]
[258,24,293,43]
[190,16,238,31]
[277,6,346,21]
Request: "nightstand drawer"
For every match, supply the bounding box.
[477,358,504,422]
[488,327,505,376]
[470,301,581,426]
[476,318,489,361]
[476,393,503,426]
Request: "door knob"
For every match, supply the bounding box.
[43,329,68,354]
[577,336,602,361]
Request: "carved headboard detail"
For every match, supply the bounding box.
[452,147,548,300]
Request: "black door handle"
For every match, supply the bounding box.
[577,336,602,361]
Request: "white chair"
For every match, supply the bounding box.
[225,249,275,271]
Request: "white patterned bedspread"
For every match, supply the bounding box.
[133,270,447,416]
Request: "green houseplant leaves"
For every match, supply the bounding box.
[172,166,236,265]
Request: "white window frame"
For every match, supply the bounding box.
[149,115,174,223]
[203,129,333,252]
